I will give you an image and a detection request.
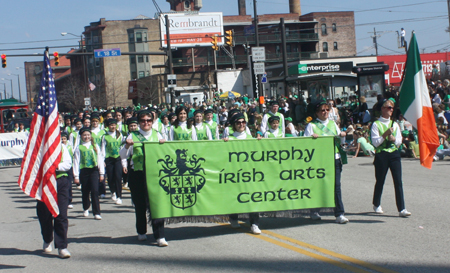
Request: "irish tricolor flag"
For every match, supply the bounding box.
[399,33,440,169]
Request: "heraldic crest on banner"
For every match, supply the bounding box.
[158,149,206,209]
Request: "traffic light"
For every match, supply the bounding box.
[211,36,219,51]
[53,52,60,66]
[225,30,234,47]
[1,54,6,68]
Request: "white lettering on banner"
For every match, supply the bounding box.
[170,19,219,28]
[307,64,340,72]
[0,133,28,160]
[391,60,441,80]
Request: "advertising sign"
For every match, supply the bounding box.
[160,12,224,48]
[288,62,354,76]
[144,137,336,219]
[0,132,27,160]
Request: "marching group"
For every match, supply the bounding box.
[33,91,415,259]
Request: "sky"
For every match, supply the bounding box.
[0,0,448,101]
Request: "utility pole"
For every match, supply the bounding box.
[280,18,289,97]
[165,14,175,108]
[373,28,378,56]
[448,0,450,42]
[253,0,263,112]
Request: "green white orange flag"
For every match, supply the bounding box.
[399,33,440,169]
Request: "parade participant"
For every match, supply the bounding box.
[304,101,349,224]
[83,117,91,128]
[73,127,105,220]
[69,118,83,149]
[160,114,170,140]
[101,119,124,205]
[13,122,19,132]
[38,141,72,258]
[224,113,262,234]
[370,98,411,217]
[260,101,285,137]
[285,117,298,137]
[120,111,168,246]
[169,112,177,125]
[90,114,107,198]
[115,110,127,136]
[64,115,72,134]
[70,115,78,132]
[17,123,28,133]
[61,132,75,209]
[122,117,139,189]
[263,116,284,138]
[193,110,212,140]
[168,106,197,141]
[223,109,252,138]
[204,109,219,140]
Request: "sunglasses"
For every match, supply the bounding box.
[139,119,153,123]
[384,106,394,110]
[320,109,330,112]
[235,120,247,125]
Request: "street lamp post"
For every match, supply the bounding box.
[1,78,13,99]
[8,73,21,102]
[16,66,29,106]
[0,83,5,100]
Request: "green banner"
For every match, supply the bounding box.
[144,137,336,219]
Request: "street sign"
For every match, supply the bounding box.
[252,47,266,62]
[167,74,177,88]
[261,73,268,83]
[84,97,91,106]
[94,48,121,58]
[254,63,265,75]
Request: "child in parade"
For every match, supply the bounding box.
[61,132,75,209]
[304,101,349,224]
[224,113,262,234]
[122,117,139,189]
[101,119,124,205]
[193,110,212,140]
[161,114,170,140]
[204,109,219,140]
[352,131,375,157]
[69,118,83,150]
[73,127,105,220]
[263,116,284,138]
[168,106,197,141]
[370,98,411,217]
[115,110,128,137]
[83,117,91,128]
[90,114,107,198]
[38,140,72,258]
[64,115,72,134]
[285,117,298,137]
[260,101,285,137]
[120,111,168,247]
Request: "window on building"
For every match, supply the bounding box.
[333,42,338,50]
[138,71,145,78]
[136,32,142,43]
[321,24,327,35]
[143,32,148,42]
[146,71,150,76]
[130,56,136,64]
[131,71,137,79]
[146,56,149,62]
[276,45,280,55]
[286,27,290,37]
[332,23,337,32]
[184,0,190,9]
[129,32,134,43]
[34,65,41,74]
[95,58,100,67]
[287,44,292,52]
[323,42,328,52]
[93,36,99,43]
[138,55,144,63]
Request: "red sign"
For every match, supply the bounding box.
[377,52,450,85]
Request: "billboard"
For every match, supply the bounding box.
[160,12,224,48]
[377,52,450,85]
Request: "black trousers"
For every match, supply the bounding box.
[373,150,405,212]
[229,213,259,225]
[128,169,165,239]
[36,176,70,249]
[334,159,345,217]
[80,168,101,215]
[105,157,123,198]
[67,167,73,204]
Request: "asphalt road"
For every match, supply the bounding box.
[1,156,449,273]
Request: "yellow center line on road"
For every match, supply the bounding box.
[248,233,371,273]
[262,230,398,273]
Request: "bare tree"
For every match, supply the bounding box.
[57,76,85,112]
[140,75,161,105]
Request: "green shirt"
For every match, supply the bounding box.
[173,125,193,141]
[131,130,159,171]
[205,121,218,140]
[104,133,122,159]
[79,144,98,169]
[373,120,398,153]
[195,124,209,140]
[357,137,374,155]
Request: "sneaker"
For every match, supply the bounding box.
[83,210,89,217]
[76,185,82,190]
[123,183,129,189]
[399,209,412,217]
[43,241,52,253]
[230,219,241,228]
[310,212,322,220]
[157,238,169,247]
[58,248,71,259]
[116,198,122,205]
[433,156,439,161]
[250,224,261,235]
[67,204,74,209]
[336,215,349,224]
[111,192,117,201]
[137,234,147,241]
[94,214,102,220]
[373,205,384,214]
[100,194,106,199]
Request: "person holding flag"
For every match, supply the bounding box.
[17,48,72,258]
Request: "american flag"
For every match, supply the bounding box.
[18,49,61,217]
